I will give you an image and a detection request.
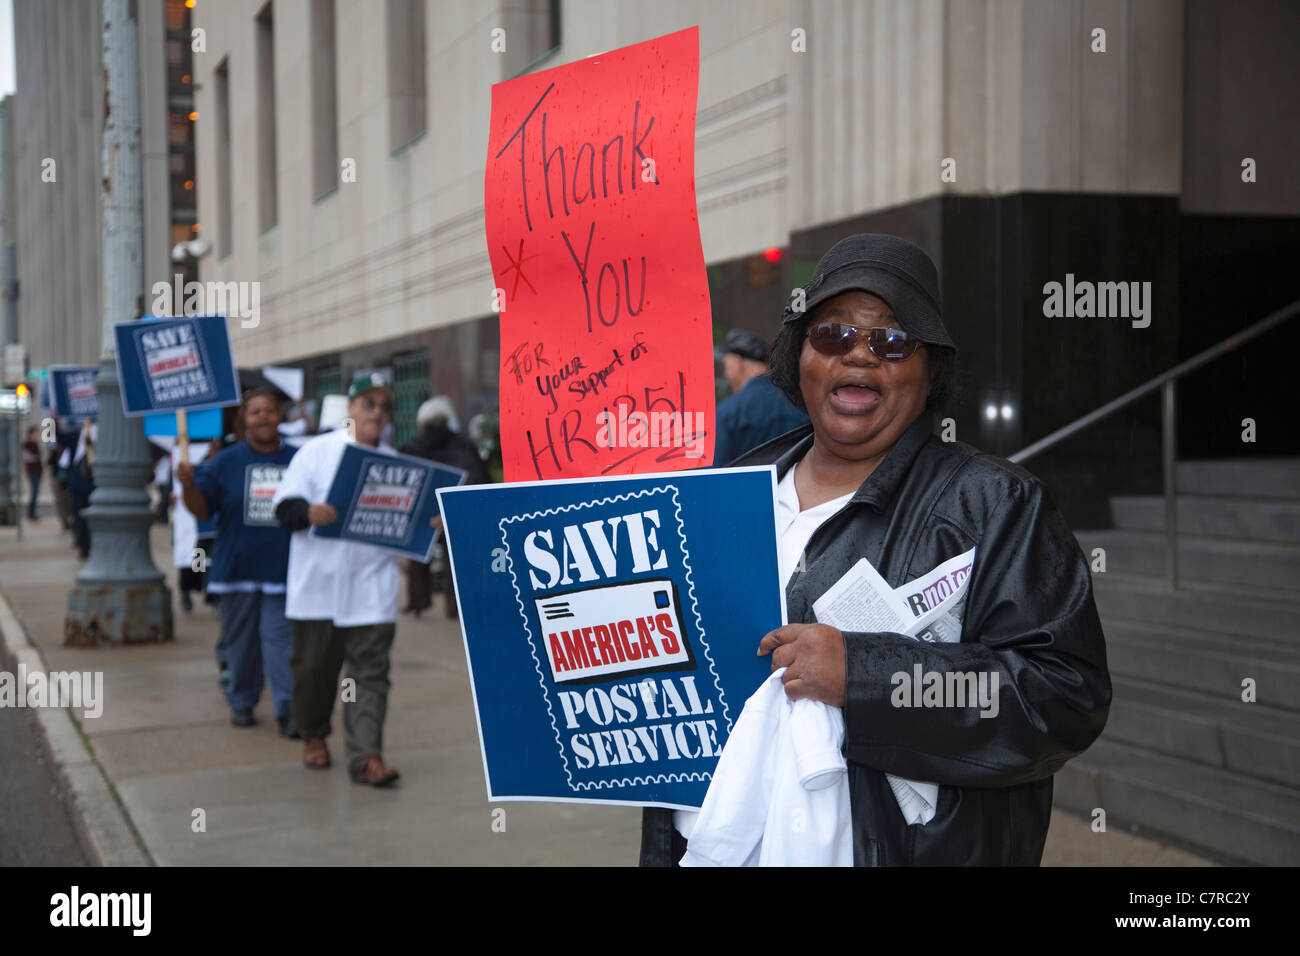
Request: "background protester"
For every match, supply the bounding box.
[272,374,404,786]
[170,440,213,617]
[400,396,489,619]
[713,328,809,465]
[178,390,298,734]
[21,426,44,520]
[65,424,96,560]
[642,234,1111,867]
[49,421,78,531]
[150,443,172,524]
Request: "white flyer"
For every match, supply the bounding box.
[811,557,912,634]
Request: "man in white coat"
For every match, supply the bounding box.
[271,373,403,786]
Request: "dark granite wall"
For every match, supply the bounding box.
[710,193,1295,527]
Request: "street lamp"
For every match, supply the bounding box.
[65,0,173,646]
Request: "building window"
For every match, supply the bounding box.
[387,0,426,151]
[310,0,339,200]
[168,111,193,146]
[214,57,233,257]
[503,0,561,78]
[256,2,278,232]
[163,0,188,31]
[314,366,343,426]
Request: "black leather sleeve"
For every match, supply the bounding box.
[841,476,1111,788]
[275,496,312,532]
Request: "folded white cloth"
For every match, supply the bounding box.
[680,669,853,867]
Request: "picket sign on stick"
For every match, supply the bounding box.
[484,27,715,481]
[113,313,241,472]
[176,408,190,464]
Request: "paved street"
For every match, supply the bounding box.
[0,698,87,866]
[0,500,1212,867]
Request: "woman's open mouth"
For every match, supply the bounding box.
[830,383,881,413]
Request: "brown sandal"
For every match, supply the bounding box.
[302,737,330,769]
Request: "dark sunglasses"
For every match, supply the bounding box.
[359,396,393,414]
[806,322,921,362]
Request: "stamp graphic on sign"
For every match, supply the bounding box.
[243,464,286,526]
[535,578,695,685]
[132,322,217,408]
[67,373,98,415]
[500,484,730,793]
[344,456,427,547]
[314,444,466,561]
[49,366,101,420]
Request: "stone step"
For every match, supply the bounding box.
[1074,530,1300,593]
[1110,495,1300,543]
[1054,738,1300,866]
[1105,675,1300,789]
[1092,574,1300,644]
[1103,619,1300,711]
[1177,458,1300,500]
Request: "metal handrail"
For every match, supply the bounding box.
[1007,296,1300,589]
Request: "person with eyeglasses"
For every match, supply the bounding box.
[271,373,405,787]
[641,233,1111,867]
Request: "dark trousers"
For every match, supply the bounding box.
[290,619,396,773]
[221,591,293,717]
[25,468,41,518]
[52,476,70,528]
[406,560,433,613]
[70,490,91,557]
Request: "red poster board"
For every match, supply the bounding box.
[485,27,714,481]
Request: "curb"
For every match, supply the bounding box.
[0,591,153,867]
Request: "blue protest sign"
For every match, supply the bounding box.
[112,315,240,416]
[48,365,100,420]
[311,443,467,561]
[437,467,784,810]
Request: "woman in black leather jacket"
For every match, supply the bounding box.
[641,234,1110,866]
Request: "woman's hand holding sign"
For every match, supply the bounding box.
[758,623,847,707]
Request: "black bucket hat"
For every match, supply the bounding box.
[782,233,956,351]
[723,328,769,363]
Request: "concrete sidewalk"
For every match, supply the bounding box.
[0,509,1212,866]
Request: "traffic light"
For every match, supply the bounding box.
[746,247,784,287]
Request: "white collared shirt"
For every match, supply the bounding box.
[271,428,401,627]
[676,459,854,840]
[774,461,856,589]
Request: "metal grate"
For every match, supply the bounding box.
[315,366,342,402]
[392,350,430,448]
[315,366,342,430]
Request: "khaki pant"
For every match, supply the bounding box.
[290,619,396,774]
